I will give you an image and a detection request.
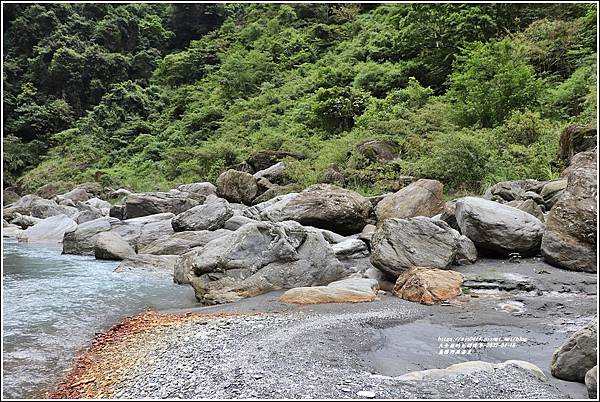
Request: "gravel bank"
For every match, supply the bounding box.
[49,257,596,399]
[52,300,576,399]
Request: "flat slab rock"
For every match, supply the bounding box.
[456,257,597,295]
[280,277,379,304]
[115,254,178,278]
[396,360,546,382]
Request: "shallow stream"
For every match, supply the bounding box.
[2,239,197,398]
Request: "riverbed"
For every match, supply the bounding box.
[1,239,197,399]
[2,240,596,399]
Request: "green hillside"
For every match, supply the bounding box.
[3,3,597,196]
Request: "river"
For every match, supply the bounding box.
[2,239,198,399]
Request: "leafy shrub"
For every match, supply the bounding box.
[542,62,596,119]
[447,39,543,128]
[402,129,492,191]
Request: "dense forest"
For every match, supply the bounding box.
[2,3,597,196]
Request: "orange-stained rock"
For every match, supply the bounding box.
[393,267,463,305]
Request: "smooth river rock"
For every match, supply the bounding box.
[397,360,546,382]
[455,197,544,256]
[123,191,201,219]
[280,277,379,304]
[375,179,444,223]
[17,214,77,244]
[175,220,351,304]
[586,366,597,399]
[63,217,120,255]
[171,197,233,232]
[250,184,371,235]
[176,182,217,197]
[94,231,136,261]
[551,318,597,382]
[370,217,476,278]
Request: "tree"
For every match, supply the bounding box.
[447,39,543,128]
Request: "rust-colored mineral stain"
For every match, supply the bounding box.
[47,310,262,399]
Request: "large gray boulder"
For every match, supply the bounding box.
[61,187,92,203]
[109,204,125,220]
[73,207,105,224]
[551,318,597,382]
[114,254,178,278]
[243,192,298,221]
[175,220,351,304]
[375,179,444,223]
[138,229,230,255]
[455,235,478,265]
[541,150,597,272]
[176,182,217,197]
[73,182,103,197]
[216,169,259,205]
[94,232,135,261]
[455,197,544,256]
[247,184,370,235]
[83,198,111,215]
[6,194,45,209]
[4,195,59,220]
[439,200,459,231]
[358,224,376,246]
[331,239,369,259]
[507,199,545,222]
[3,222,24,238]
[171,198,233,232]
[539,179,568,209]
[3,189,20,205]
[123,191,201,219]
[63,217,121,255]
[17,214,77,244]
[370,217,476,278]
[111,213,175,251]
[356,139,399,162]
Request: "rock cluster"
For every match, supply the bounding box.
[3,145,596,307]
